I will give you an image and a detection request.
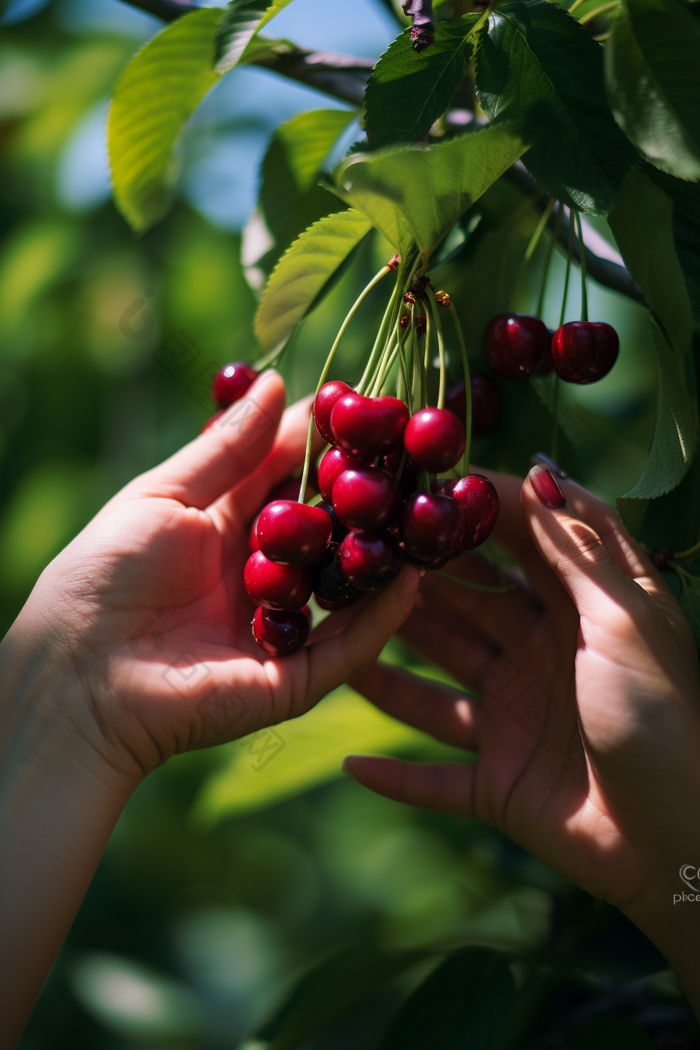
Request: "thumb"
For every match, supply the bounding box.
[522,463,654,633]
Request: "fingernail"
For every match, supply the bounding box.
[529,464,566,509]
[530,452,567,479]
[341,755,359,774]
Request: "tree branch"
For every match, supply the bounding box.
[116,0,645,309]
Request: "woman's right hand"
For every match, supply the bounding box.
[345,462,700,1009]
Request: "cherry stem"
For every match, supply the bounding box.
[535,202,561,320]
[424,306,431,375]
[436,568,510,594]
[579,0,619,22]
[449,301,472,476]
[427,293,447,410]
[675,537,700,561]
[298,261,393,504]
[525,197,556,266]
[559,211,574,328]
[574,209,588,322]
[357,270,403,395]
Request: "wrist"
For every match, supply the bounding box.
[0,610,141,808]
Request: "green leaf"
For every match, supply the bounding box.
[476,0,637,215]
[380,947,516,1050]
[336,124,528,265]
[274,108,357,192]
[605,0,700,182]
[609,170,698,504]
[251,942,431,1050]
[365,18,478,147]
[214,0,294,73]
[108,8,222,233]
[253,210,372,352]
[192,686,432,823]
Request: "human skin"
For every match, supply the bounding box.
[0,371,420,1048]
[345,463,700,1018]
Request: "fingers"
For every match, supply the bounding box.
[521,464,658,636]
[342,755,475,815]
[399,602,498,695]
[350,663,480,751]
[229,395,315,519]
[279,565,422,712]
[125,371,287,509]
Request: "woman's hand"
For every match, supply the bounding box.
[3,370,419,786]
[0,370,420,1044]
[344,462,700,1005]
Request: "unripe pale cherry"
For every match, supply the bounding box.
[403,407,466,473]
[256,500,332,567]
[244,551,312,611]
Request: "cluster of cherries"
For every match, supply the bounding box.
[207,360,499,657]
[484,312,619,385]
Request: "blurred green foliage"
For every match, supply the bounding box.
[1,1,698,1048]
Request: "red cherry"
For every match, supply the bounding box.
[332,466,401,531]
[313,381,353,445]
[248,513,261,553]
[399,493,464,561]
[312,542,361,605]
[315,500,348,542]
[485,314,550,381]
[337,529,402,590]
[451,474,499,549]
[403,407,466,473]
[382,449,419,498]
[252,607,309,657]
[445,376,501,437]
[551,322,619,384]
[211,362,258,408]
[315,593,360,611]
[331,393,409,458]
[257,500,331,567]
[318,446,370,503]
[244,551,312,611]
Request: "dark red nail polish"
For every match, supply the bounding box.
[529,464,566,509]
[529,452,567,479]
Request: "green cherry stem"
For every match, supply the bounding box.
[675,537,700,561]
[574,209,589,322]
[524,197,556,265]
[449,301,472,476]
[427,294,447,410]
[298,261,393,504]
[535,202,561,321]
[579,0,619,22]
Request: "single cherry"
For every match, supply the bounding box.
[382,449,419,498]
[257,500,331,566]
[403,407,466,473]
[312,542,361,605]
[485,314,550,381]
[451,474,500,549]
[244,551,312,611]
[332,466,401,531]
[252,607,309,657]
[313,380,353,445]
[399,493,464,561]
[337,529,402,590]
[331,393,409,458]
[318,446,370,503]
[551,322,619,384]
[445,376,501,437]
[211,362,258,408]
